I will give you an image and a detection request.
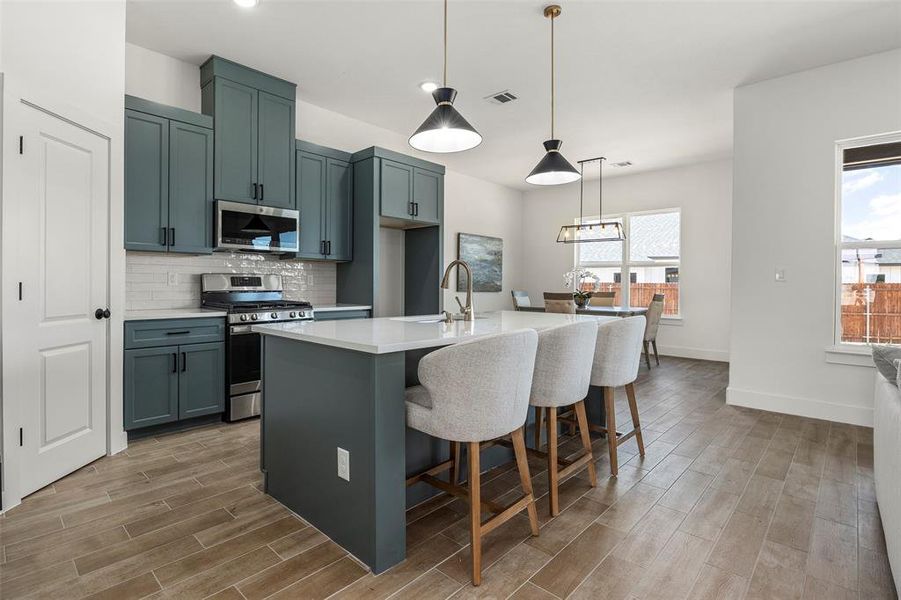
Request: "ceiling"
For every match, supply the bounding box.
[126,1,901,190]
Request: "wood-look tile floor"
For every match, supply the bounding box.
[1,358,897,599]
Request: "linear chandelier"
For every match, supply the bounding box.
[557,157,625,243]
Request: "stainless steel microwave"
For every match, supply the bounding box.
[215,201,299,253]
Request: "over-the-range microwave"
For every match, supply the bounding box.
[215,200,299,254]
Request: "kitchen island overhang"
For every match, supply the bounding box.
[255,311,614,573]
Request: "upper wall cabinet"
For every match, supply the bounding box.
[125,96,214,254]
[200,56,296,208]
[295,141,353,262]
[364,149,443,227]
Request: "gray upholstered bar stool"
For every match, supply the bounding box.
[589,316,647,476]
[404,329,540,586]
[529,321,599,516]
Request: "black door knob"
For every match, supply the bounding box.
[103,309,111,319]
[95,308,111,320]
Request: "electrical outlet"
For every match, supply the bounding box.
[337,447,350,481]
[167,272,178,286]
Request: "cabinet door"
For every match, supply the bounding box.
[124,346,179,430]
[379,159,413,220]
[178,342,225,420]
[412,168,441,224]
[169,121,214,253]
[257,91,296,208]
[296,151,326,259]
[125,110,169,251]
[326,158,353,261]
[214,78,258,204]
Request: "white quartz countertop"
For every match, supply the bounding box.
[313,304,372,313]
[124,308,227,321]
[253,310,615,354]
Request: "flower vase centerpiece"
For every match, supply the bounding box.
[563,268,599,309]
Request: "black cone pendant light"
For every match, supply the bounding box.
[526,5,580,186]
[409,0,482,153]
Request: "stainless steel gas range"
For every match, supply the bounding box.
[201,274,313,421]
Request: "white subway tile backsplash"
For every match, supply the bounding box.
[125,251,337,310]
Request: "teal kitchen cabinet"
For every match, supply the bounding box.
[124,96,213,254]
[295,141,353,261]
[376,155,443,225]
[201,56,296,208]
[178,342,226,420]
[124,318,226,431]
[412,168,441,224]
[379,159,413,220]
[124,346,180,430]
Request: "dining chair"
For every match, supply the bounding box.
[405,329,540,586]
[591,291,616,307]
[543,292,575,314]
[511,290,532,310]
[643,293,665,368]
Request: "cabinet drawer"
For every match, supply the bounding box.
[125,318,225,349]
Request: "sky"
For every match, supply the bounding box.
[842,163,901,243]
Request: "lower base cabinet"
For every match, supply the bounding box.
[124,318,225,431]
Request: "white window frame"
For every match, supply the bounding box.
[574,207,681,318]
[832,131,901,352]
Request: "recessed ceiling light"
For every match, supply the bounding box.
[419,81,439,93]
[233,0,258,8]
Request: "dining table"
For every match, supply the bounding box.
[518,305,649,317]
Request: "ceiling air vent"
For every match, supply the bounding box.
[610,161,633,168]
[485,90,518,105]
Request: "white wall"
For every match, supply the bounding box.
[521,159,733,361]
[1,0,127,508]
[729,50,901,426]
[124,44,525,314]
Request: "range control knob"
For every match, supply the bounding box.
[289,311,296,318]
[239,314,248,322]
[271,312,278,319]
[250,314,259,321]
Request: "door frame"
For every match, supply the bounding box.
[1,81,126,512]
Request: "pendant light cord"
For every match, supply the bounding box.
[443,0,448,86]
[550,10,555,139]
[579,163,584,222]
[598,158,604,216]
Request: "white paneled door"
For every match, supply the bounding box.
[10,103,110,496]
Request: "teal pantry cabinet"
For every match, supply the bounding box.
[378,158,442,225]
[124,318,225,431]
[124,96,214,254]
[200,56,296,208]
[295,141,353,261]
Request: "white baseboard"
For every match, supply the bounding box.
[656,344,729,363]
[726,386,873,427]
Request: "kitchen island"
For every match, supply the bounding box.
[254,310,614,572]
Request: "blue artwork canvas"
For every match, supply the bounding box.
[457,233,503,292]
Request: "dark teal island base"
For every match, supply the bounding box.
[260,333,607,573]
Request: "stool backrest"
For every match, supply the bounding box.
[590,316,646,387]
[644,293,665,341]
[544,292,575,314]
[418,329,539,441]
[530,321,599,407]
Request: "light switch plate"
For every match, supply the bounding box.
[337,447,350,481]
[167,272,178,286]
[775,267,787,283]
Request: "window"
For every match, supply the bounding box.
[577,209,680,316]
[837,137,901,345]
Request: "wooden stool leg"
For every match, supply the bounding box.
[511,427,539,536]
[604,387,618,477]
[449,441,461,484]
[468,441,482,586]
[533,406,543,450]
[643,341,651,369]
[625,383,645,456]
[652,340,660,365]
[547,407,560,516]
[574,400,597,487]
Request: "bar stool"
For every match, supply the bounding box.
[529,321,599,516]
[404,329,540,586]
[590,317,646,476]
